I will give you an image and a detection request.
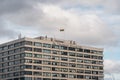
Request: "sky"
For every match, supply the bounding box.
[0,0,120,79]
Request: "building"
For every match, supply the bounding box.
[0,36,104,80]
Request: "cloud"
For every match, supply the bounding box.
[2,4,118,47]
[104,60,120,73]
[0,18,16,38]
[0,0,119,47]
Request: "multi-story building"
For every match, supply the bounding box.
[0,36,104,80]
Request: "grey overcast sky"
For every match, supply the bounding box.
[0,0,120,79]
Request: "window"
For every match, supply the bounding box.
[52,45,59,49]
[43,55,51,60]
[60,46,67,50]
[43,43,51,48]
[69,63,76,67]
[69,58,76,62]
[84,54,90,58]
[43,49,51,53]
[60,74,68,78]
[34,48,42,52]
[61,51,67,55]
[8,44,14,49]
[14,54,20,59]
[52,56,60,60]
[34,42,42,47]
[14,42,21,47]
[77,64,83,68]
[52,73,59,77]
[25,59,32,63]
[43,72,51,77]
[43,66,51,71]
[34,54,42,58]
[25,47,32,51]
[69,52,76,56]
[77,69,84,73]
[84,60,91,64]
[33,65,42,70]
[77,48,83,52]
[34,60,42,64]
[25,65,32,69]
[34,72,42,76]
[69,74,76,78]
[52,62,59,66]
[61,57,68,61]
[61,68,68,72]
[69,69,76,73]
[8,50,14,54]
[43,61,51,65]
[25,53,32,57]
[85,70,91,74]
[84,49,90,53]
[69,47,75,51]
[77,59,83,63]
[61,62,68,66]
[52,50,59,54]
[24,41,32,45]
[76,53,83,57]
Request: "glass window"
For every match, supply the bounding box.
[34,60,42,64]
[68,47,75,51]
[61,57,68,61]
[76,53,83,57]
[69,74,76,78]
[43,49,51,53]
[34,54,42,58]
[69,63,76,67]
[33,65,42,70]
[77,64,84,68]
[25,59,32,63]
[77,48,83,52]
[25,47,32,51]
[84,60,91,64]
[25,53,32,57]
[69,58,76,62]
[60,74,68,78]
[52,45,59,49]
[77,59,83,63]
[69,52,76,56]
[34,72,42,76]
[60,46,67,50]
[84,49,90,53]
[8,44,14,49]
[52,73,60,77]
[43,61,51,65]
[43,43,51,48]
[61,62,68,66]
[52,62,59,66]
[52,56,60,60]
[43,72,51,77]
[43,55,51,60]
[14,54,20,59]
[43,66,51,71]
[84,54,90,58]
[8,50,14,54]
[52,50,59,55]
[34,48,42,52]
[61,68,68,72]
[61,51,67,55]
[34,42,42,47]
[24,41,32,45]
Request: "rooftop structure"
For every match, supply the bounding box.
[0,36,104,80]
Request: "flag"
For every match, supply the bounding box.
[60,28,64,32]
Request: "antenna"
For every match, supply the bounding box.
[18,33,22,39]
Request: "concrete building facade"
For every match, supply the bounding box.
[0,36,104,80]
